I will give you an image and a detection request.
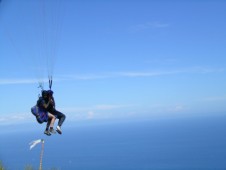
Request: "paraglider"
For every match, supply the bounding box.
[31,89,66,135]
[28,0,66,135]
[1,0,66,135]
[44,89,66,134]
[31,90,57,135]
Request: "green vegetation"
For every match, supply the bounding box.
[24,165,34,170]
[0,161,6,170]
[0,161,60,170]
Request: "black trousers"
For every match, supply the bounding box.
[47,109,66,127]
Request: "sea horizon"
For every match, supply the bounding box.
[1,114,226,170]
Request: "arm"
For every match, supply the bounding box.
[51,96,55,108]
[42,98,51,109]
[47,96,55,109]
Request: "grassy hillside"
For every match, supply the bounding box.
[0,161,59,170]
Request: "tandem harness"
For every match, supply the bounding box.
[31,105,49,124]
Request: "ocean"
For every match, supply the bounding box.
[0,115,226,170]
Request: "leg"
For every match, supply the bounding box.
[44,117,52,136]
[48,113,56,134]
[46,118,51,131]
[48,113,56,128]
[53,110,66,134]
[53,110,66,127]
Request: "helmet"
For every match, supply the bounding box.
[42,90,48,97]
[48,90,54,95]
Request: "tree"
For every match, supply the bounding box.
[0,161,6,170]
[24,165,34,170]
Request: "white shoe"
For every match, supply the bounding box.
[56,126,62,134]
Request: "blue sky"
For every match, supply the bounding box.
[0,0,226,126]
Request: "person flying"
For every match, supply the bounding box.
[31,90,56,136]
[45,90,66,134]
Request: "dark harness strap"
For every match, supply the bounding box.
[49,76,53,90]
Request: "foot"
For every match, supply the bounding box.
[56,126,62,134]
[44,130,51,136]
[49,128,56,134]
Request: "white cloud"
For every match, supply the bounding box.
[87,111,94,119]
[49,104,132,121]
[201,96,226,102]
[0,67,224,85]
[117,71,175,77]
[0,113,33,125]
[94,104,127,110]
[59,104,129,117]
[61,74,110,80]
[167,105,186,112]
[0,77,63,85]
[61,67,224,80]
[0,78,37,85]
[59,104,127,113]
